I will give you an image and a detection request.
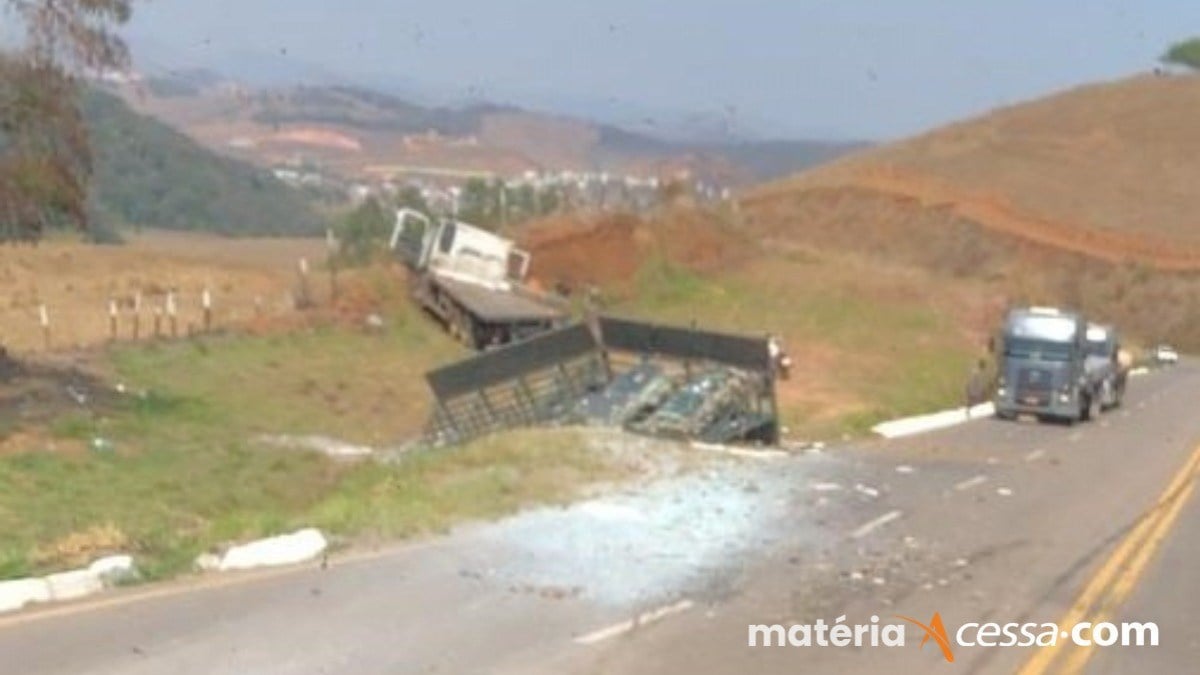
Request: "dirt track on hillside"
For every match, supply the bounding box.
[747,166,1200,272]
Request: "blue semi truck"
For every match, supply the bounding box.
[994,307,1103,424]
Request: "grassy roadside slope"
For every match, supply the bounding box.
[0,281,620,581]
[0,220,992,584]
[614,251,987,438]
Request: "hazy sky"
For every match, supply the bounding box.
[122,1,1200,140]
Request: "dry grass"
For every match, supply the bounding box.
[736,75,1200,350]
[33,523,129,570]
[756,75,1200,256]
[0,232,329,354]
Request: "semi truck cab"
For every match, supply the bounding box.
[995,307,1096,423]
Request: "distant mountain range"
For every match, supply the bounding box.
[112,68,868,186]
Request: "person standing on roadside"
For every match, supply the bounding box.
[965,358,990,418]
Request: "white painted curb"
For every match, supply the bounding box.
[872,403,995,439]
[0,554,138,615]
[216,528,328,572]
[44,569,104,602]
[89,555,138,585]
[0,578,51,614]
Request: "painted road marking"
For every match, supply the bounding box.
[1025,449,1047,463]
[954,475,988,492]
[1017,442,1200,675]
[810,482,843,492]
[1068,431,1084,443]
[854,483,881,498]
[850,510,903,539]
[574,599,695,645]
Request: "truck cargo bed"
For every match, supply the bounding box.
[433,277,565,323]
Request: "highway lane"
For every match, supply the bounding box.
[1086,443,1200,675]
[1,365,1197,674]
[541,363,1200,674]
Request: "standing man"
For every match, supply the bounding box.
[965,358,990,418]
[768,334,791,381]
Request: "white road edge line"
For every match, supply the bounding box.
[850,510,903,539]
[1025,449,1046,463]
[574,599,695,645]
[954,475,988,491]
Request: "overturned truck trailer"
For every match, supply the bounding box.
[422,316,780,446]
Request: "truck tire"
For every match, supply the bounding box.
[461,314,481,350]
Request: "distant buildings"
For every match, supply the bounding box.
[269,161,730,219]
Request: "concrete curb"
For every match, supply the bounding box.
[201,528,329,573]
[0,554,137,615]
[872,403,996,439]
[0,578,51,614]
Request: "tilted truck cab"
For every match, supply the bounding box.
[994,307,1098,423]
[390,209,567,349]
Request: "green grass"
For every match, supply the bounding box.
[0,423,623,581]
[617,254,978,436]
[0,297,627,582]
[107,303,462,446]
[0,250,981,583]
[306,429,628,538]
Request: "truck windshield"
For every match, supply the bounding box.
[1005,337,1074,362]
[1086,341,1111,358]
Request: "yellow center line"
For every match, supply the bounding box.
[1017,442,1200,675]
[1058,474,1198,673]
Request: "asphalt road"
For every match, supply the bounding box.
[2,364,1198,674]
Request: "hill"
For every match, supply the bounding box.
[84,89,327,237]
[748,74,1200,267]
[738,74,1200,348]
[111,75,863,185]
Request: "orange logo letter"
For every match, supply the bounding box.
[895,612,955,663]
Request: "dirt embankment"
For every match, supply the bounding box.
[748,166,1200,272]
[733,74,1200,349]
[740,179,1200,349]
[520,209,753,292]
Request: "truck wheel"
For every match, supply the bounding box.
[462,316,481,349]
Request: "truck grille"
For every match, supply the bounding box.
[1015,367,1053,406]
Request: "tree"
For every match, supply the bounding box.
[1162,37,1200,71]
[458,177,496,227]
[1,0,135,241]
[396,185,430,215]
[335,197,391,265]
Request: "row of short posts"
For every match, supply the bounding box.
[44,232,342,351]
[101,289,213,344]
